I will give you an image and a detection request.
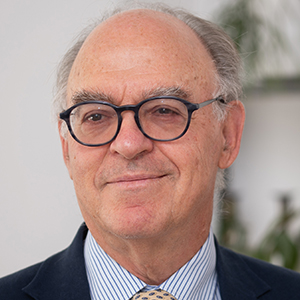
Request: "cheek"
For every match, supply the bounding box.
[169,121,223,191]
[67,142,108,193]
[67,145,109,226]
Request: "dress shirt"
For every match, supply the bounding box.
[84,229,221,300]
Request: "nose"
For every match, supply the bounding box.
[109,111,154,160]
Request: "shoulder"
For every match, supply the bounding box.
[0,250,65,299]
[217,243,300,299]
[0,264,38,299]
[220,245,300,281]
[0,224,89,300]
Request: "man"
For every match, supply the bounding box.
[1,3,300,300]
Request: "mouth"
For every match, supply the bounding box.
[106,174,166,188]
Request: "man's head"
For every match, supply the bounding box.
[56,4,244,251]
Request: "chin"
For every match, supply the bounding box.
[109,214,166,240]
[112,228,162,240]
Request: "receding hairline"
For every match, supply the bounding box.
[92,8,201,35]
[67,8,218,104]
[71,7,216,70]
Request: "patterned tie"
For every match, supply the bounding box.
[131,289,177,300]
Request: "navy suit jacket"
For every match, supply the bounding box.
[1,223,300,299]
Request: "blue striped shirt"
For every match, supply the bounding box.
[84,229,221,300]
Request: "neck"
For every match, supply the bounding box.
[88,222,210,285]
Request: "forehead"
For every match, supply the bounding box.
[67,9,217,103]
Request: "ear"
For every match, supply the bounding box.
[58,121,73,180]
[218,100,245,169]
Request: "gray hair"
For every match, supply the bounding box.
[54,2,242,201]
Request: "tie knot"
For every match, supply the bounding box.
[132,289,177,300]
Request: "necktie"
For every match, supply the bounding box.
[131,289,177,300]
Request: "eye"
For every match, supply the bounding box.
[156,107,177,115]
[151,105,182,118]
[81,108,115,124]
[139,99,188,126]
[86,113,103,122]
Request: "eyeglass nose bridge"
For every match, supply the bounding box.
[113,103,146,141]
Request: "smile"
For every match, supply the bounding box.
[106,174,166,188]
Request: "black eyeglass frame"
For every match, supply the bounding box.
[59,95,224,147]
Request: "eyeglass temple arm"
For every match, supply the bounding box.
[195,96,225,109]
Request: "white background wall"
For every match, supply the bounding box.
[1,0,299,277]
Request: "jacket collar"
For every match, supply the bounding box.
[22,223,91,300]
[215,239,270,300]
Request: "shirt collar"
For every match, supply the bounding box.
[84,229,219,300]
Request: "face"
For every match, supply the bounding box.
[60,10,244,245]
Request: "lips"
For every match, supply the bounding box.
[107,174,165,184]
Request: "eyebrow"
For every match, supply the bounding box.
[142,86,191,100]
[72,90,114,105]
[71,86,192,106]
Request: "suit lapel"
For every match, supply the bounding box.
[22,224,91,300]
[215,240,270,300]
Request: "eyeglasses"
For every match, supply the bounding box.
[59,95,224,147]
